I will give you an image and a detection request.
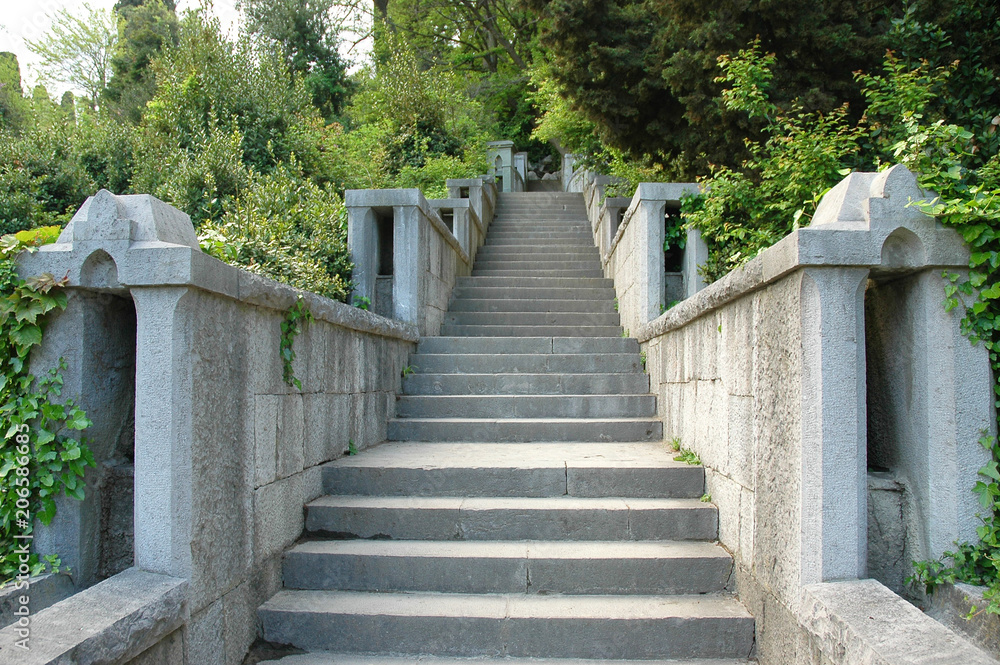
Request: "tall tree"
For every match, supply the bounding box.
[104,0,180,123]
[239,0,352,120]
[24,3,118,109]
[0,53,29,132]
[522,0,898,176]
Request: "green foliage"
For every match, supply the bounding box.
[240,0,351,120]
[347,439,357,456]
[24,2,118,108]
[104,0,180,124]
[674,448,702,466]
[0,229,94,582]
[0,53,30,133]
[352,295,371,310]
[684,39,863,282]
[700,494,712,503]
[201,160,353,302]
[524,0,893,178]
[280,296,313,390]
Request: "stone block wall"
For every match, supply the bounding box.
[0,190,418,665]
[631,167,996,664]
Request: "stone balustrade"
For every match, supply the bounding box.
[0,190,418,664]
[628,165,995,664]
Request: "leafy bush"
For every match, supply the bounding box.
[200,160,352,302]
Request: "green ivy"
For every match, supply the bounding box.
[0,226,94,582]
[280,296,312,390]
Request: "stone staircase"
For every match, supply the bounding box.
[258,192,756,663]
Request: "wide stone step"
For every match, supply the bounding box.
[396,393,654,418]
[306,495,715,541]
[457,276,613,288]
[402,372,649,395]
[472,269,606,278]
[473,260,602,271]
[387,416,661,442]
[319,442,704,498]
[488,233,593,240]
[416,337,638,354]
[446,298,615,314]
[259,590,754,659]
[451,286,616,300]
[440,324,623,337]
[260,655,753,665]
[443,312,620,327]
[409,352,637,374]
[486,238,595,246]
[282,540,732,595]
[474,247,599,258]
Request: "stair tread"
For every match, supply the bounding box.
[324,441,687,468]
[264,656,752,665]
[288,539,729,560]
[261,589,751,620]
[309,495,709,509]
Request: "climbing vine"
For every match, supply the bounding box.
[0,227,94,582]
[280,296,313,390]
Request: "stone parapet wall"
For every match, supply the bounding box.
[1,190,418,665]
[629,166,997,664]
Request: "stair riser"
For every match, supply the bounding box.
[282,552,731,595]
[395,394,655,418]
[306,503,715,541]
[415,337,639,354]
[457,277,613,287]
[472,270,606,278]
[407,354,637,374]
[402,373,650,395]
[387,419,662,442]
[443,313,620,327]
[474,249,599,259]
[452,287,615,300]
[321,466,704,498]
[473,261,601,270]
[446,299,615,314]
[439,325,623,337]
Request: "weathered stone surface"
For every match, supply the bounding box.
[800,579,998,665]
[0,574,73,630]
[0,569,187,665]
[928,583,1000,659]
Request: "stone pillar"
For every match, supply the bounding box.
[487,141,515,193]
[513,152,528,192]
[635,198,666,325]
[391,204,421,326]
[131,286,195,578]
[347,206,378,306]
[683,228,709,298]
[799,267,870,584]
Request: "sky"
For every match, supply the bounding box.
[0,0,371,95]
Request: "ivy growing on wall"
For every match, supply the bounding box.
[0,227,93,582]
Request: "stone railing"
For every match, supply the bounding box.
[581,177,705,333]
[347,188,473,335]
[0,190,418,664]
[631,165,996,664]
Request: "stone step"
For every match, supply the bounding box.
[282,540,732,595]
[261,655,753,665]
[319,442,704,498]
[489,219,589,226]
[487,232,593,240]
[471,269,606,278]
[456,276,613,288]
[396,393,654,418]
[259,590,754,659]
[408,352,637,374]
[305,495,715,541]
[439,325,623,337]
[401,371,650,395]
[446,299,615,314]
[387,417,662,442]
[415,337,639,354]
[485,238,595,246]
[443,313,620,329]
[451,286,616,300]
[474,247,598,257]
[473,260,602,270]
